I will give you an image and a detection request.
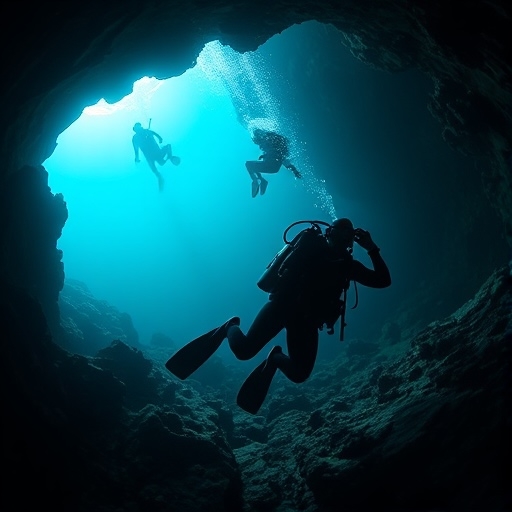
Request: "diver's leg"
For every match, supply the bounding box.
[275,319,318,383]
[234,301,296,414]
[147,160,164,191]
[155,148,167,165]
[246,161,263,197]
[245,161,261,183]
[259,158,282,175]
[227,300,285,360]
[162,144,181,166]
[162,144,172,159]
[259,176,268,195]
[247,159,280,196]
[236,343,281,414]
[258,158,283,194]
[245,160,261,180]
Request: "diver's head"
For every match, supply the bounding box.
[252,128,266,143]
[326,218,355,250]
[133,122,143,133]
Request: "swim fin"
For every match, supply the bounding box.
[236,346,281,415]
[170,156,181,166]
[165,317,240,380]
[251,180,260,198]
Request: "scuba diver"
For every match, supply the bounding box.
[246,128,302,197]
[165,218,391,415]
[132,121,181,192]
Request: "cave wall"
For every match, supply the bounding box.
[1,5,510,510]
[1,1,511,328]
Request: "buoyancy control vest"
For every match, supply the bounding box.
[257,220,355,340]
[257,222,324,294]
[259,131,290,161]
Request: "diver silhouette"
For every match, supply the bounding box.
[132,122,181,192]
[246,128,301,197]
[165,218,391,414]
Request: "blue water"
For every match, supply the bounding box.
[44,38,340,355]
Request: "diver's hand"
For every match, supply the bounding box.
[258,154,265,160]
[354,228,379,252]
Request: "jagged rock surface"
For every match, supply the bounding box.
[3,263,510,511]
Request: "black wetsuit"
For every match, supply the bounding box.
[132,128,165,164]
[246,132,292,176]
[227,235,391,383]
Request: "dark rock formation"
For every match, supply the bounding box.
[1,165,67,332]
[59,278,140,355]
[2,279,243,511]
[2,1,511,511]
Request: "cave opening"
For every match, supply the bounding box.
[43,24,342,351]
[42,20,503,361]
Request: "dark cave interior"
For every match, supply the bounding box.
[1,2,511,511]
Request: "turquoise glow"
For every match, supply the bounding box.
[44,39,337,347]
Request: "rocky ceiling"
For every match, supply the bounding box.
[3,1,511,234]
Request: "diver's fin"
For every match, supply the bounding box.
[170,156,181,166]
[236,346,281,414]
[259,178,268,195]
[251,180,260,198]
[165,317,240,380]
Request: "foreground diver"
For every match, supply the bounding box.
[246,128,302,197]
[165,218,391,414]
[132,122,181,192]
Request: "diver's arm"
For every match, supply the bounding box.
[132,138,140,162]
[350,228,391,287]
[283,158,302,178]
[350,250,391,288]
[149,130,163,144]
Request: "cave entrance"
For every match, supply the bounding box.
[43,25,338,348]
[43,19,486,358]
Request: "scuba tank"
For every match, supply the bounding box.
[257,219,358,341]
[257,220,329,294]
[257,242,294,293]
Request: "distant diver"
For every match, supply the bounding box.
[246,128,302,197]
[132,121,181,192]
[165,218,391,414]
